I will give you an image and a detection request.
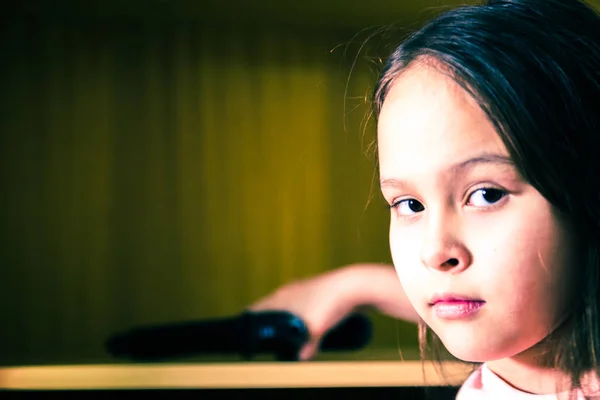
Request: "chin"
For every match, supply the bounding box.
[434,330,509,363]
[436,325,553,364]
[443,344,493,363]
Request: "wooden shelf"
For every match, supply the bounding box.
[0,360,473,390]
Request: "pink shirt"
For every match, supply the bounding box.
[456,363,597,400]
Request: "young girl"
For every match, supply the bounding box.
[252,0,600,398]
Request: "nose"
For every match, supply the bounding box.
[420,213,471,273]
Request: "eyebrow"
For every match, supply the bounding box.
[379,153,515,188]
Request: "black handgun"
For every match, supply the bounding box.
[105,311,372,362]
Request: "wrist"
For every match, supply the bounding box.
[334,263,397,309]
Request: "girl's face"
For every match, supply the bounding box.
[378,64,575,363]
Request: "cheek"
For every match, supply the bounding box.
[389,223,421,268]
[475,211,570,294]
[389,224,427,303]
[467,206,575,338]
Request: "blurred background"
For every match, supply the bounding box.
[1,0,473,366]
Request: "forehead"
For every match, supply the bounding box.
[377,65,507,180]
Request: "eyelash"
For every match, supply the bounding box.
[387,186,508,215]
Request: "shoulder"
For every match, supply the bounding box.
[457,363,600,400]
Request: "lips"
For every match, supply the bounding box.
[429,293,483,305]
[429,293,485,319]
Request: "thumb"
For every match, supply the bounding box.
[298,336,321,361]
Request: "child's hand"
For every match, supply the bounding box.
[248,268,356,360]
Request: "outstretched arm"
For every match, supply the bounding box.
[249,263,418,359]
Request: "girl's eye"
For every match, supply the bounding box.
[467,188,506,207]
[394,199,425,215]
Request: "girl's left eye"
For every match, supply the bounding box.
[467,188,506,207]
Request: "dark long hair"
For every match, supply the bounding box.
[373,0,600,393]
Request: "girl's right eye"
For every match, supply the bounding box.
[392,199,425,215]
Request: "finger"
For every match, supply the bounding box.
[299,337,321,360]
